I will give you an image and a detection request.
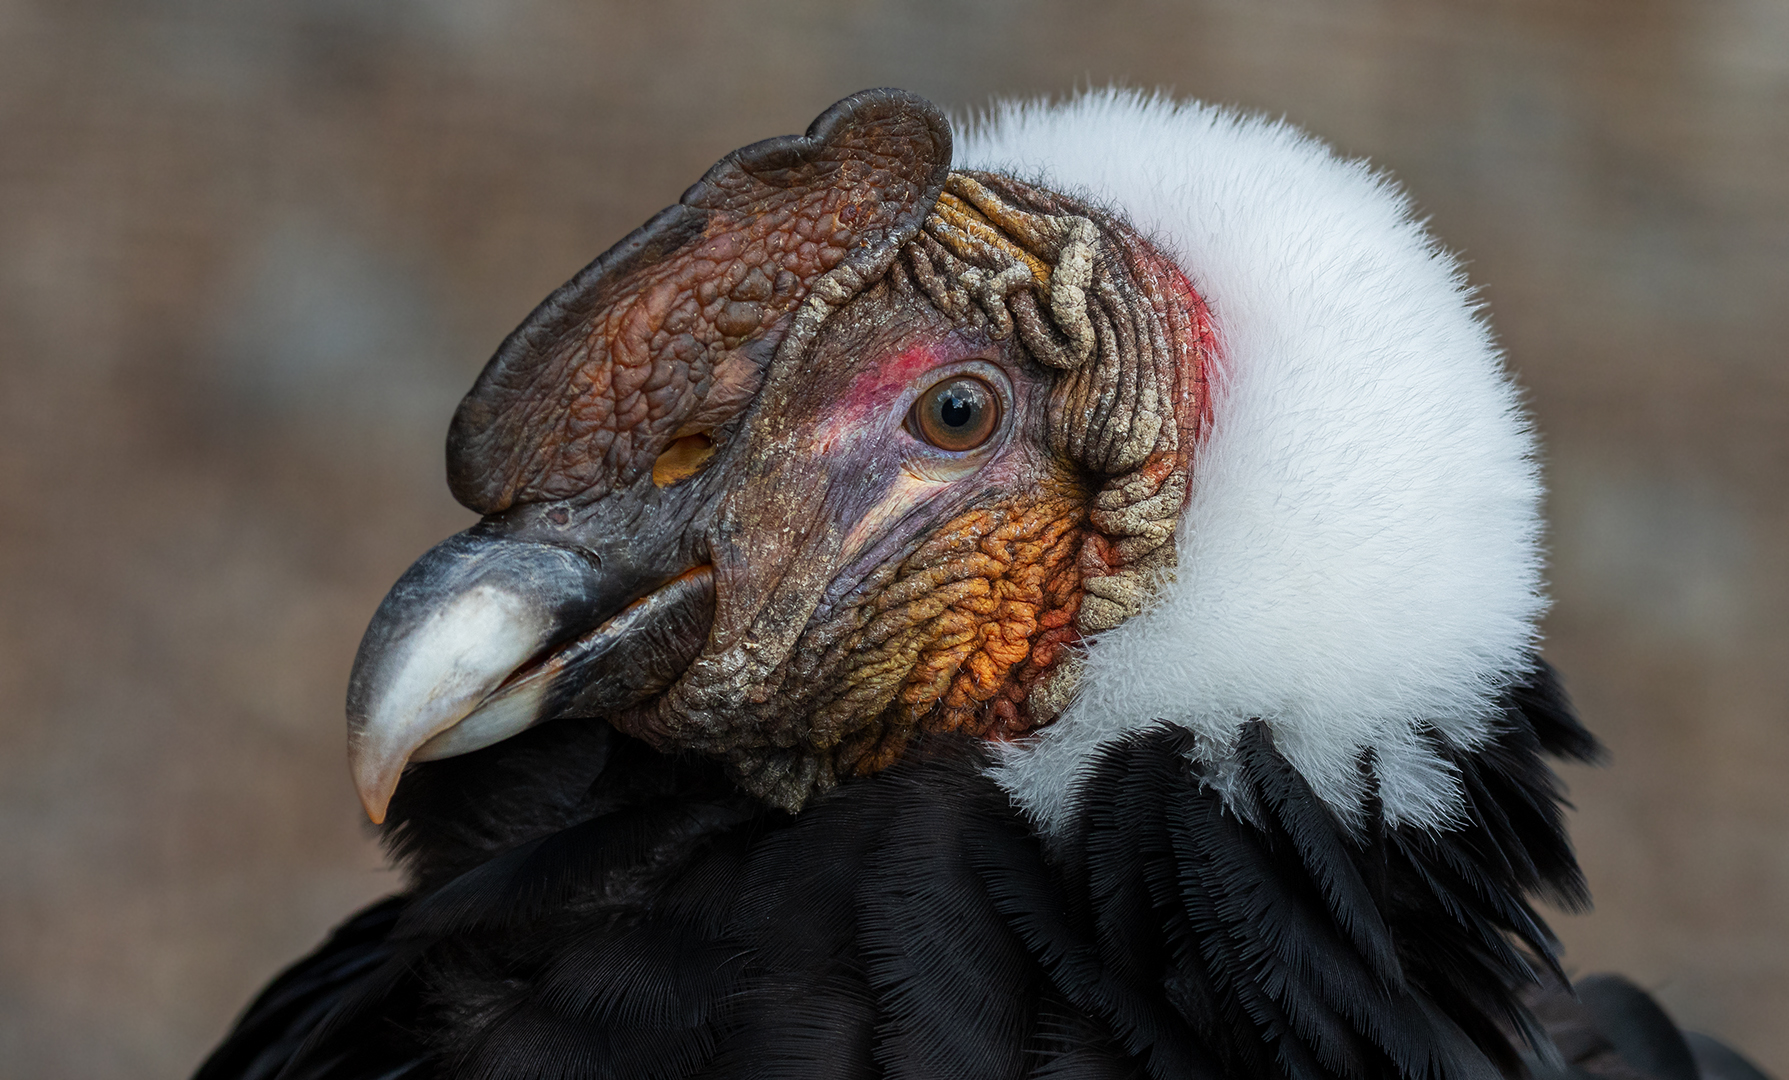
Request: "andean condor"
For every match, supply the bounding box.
[194,89,1774,1080]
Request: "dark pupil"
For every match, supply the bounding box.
[938,389,976,428]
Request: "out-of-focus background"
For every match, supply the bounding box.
[1,0,1784,1075]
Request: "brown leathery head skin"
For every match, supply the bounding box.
[443,91,1214,810]
[446,89,953,514]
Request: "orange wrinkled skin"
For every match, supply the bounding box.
[828,480,1088,777]
[915,503,1083,731]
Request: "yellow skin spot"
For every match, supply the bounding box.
[652,433,716,486]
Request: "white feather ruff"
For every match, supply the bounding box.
[962,90,1547,834]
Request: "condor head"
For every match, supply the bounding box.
[346,89,1212,822]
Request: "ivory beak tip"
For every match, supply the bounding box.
[350,748,402,826]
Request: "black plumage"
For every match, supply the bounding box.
[201,659,1743,1080]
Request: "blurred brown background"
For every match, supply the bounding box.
[1,0,1784,1075]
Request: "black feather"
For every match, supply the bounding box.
[192,898,420,1080]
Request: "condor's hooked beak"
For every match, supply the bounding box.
[346,529,715,823]
[342,89,953,822]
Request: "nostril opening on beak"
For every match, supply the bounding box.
[653,433,716,487]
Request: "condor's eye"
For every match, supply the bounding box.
[910,376,1000,452]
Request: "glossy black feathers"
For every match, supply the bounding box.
[1040,660,1597,1080]
[199,661,1627,1080]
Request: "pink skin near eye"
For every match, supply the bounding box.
[810,340,990,450]
[812,340,1010,560]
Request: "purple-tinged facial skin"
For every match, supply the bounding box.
[642,276,1070,750]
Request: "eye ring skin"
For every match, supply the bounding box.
[825,358,1021,590]
[895,360,1016,482]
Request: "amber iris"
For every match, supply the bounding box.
[911,376,999,452]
